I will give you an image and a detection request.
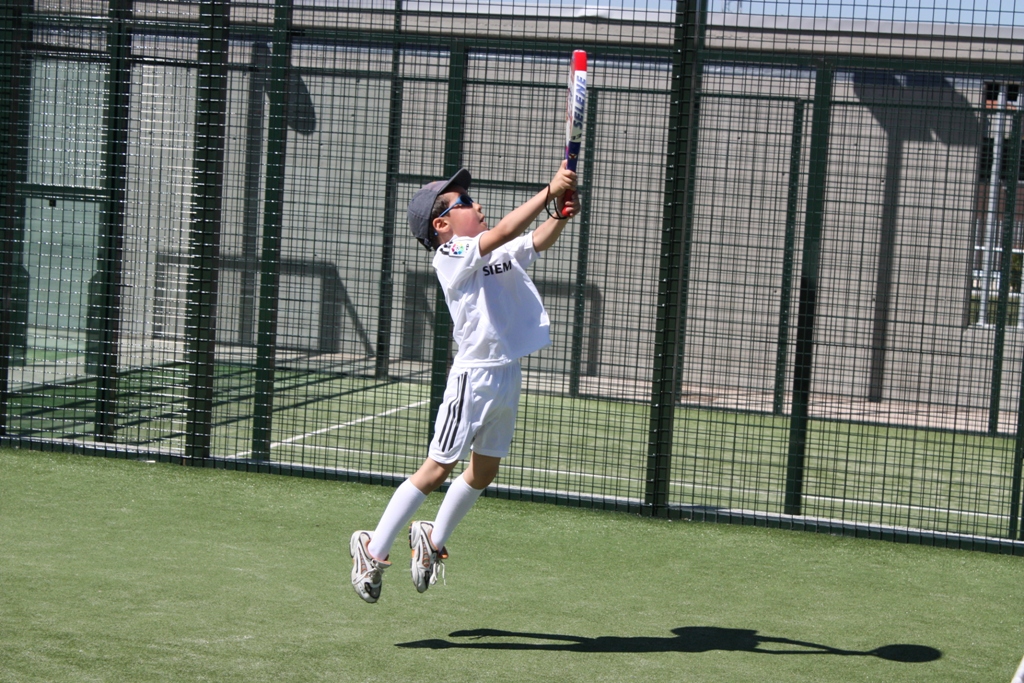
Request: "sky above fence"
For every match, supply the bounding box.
[286,0,1021,26]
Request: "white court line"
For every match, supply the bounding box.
[275,400,429,445]
[271,441,635,484]
[253,442,1007,521]
[667,478,1007,522]
[232,408,1008,524]
[229,400,427,458]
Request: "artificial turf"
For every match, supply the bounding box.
[1,447,1021,682]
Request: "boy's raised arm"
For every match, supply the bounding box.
[532,196,578,252]
[478,163,576,256]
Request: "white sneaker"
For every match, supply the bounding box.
[350,530,389,603]
[409,521,448,593]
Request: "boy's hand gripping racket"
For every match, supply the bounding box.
[559,50,587,217]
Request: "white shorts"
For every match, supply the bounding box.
[428,361,522,464]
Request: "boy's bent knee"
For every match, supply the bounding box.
[464,452,501,489]
[410,458,458,493]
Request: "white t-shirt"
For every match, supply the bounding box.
[432,233,551,367]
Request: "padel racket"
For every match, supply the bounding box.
[559,50,587,217]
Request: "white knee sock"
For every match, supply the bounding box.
[367,479,427,561]
[431,474,485,550]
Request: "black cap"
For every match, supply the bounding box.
[407,168,472,250]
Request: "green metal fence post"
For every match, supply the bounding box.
[1013,326,1024,539]
[251,0,296,461]
[645,0,705,517]
[773,99,805,415]
[90,0,133,442]
[375,0,403,380]
[784,64,833,516]
[1012,363,1024,538]
[0,0,31,435]
[185,0,230,463]
[569,87,598,397]
[1004,112,1024,537]
[1015,460,1024,541]
[989,110,1022,435]
[427,41,466,439]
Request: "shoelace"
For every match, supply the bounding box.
[429,553,446,586]
[360,543,386,581]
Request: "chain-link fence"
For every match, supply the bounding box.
[3,0,1023,553]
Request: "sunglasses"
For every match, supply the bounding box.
[437,193,475,218]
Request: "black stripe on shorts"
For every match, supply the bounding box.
[437,372,467,453]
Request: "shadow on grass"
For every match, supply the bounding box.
[396,626,941,663]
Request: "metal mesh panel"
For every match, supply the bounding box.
[2,0,1024,552]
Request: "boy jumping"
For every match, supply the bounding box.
[349,162,578,603]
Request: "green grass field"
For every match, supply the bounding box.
[8,365,1019,540]
[1,447,1022,682]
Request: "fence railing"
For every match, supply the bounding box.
[2,0,1024,554]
